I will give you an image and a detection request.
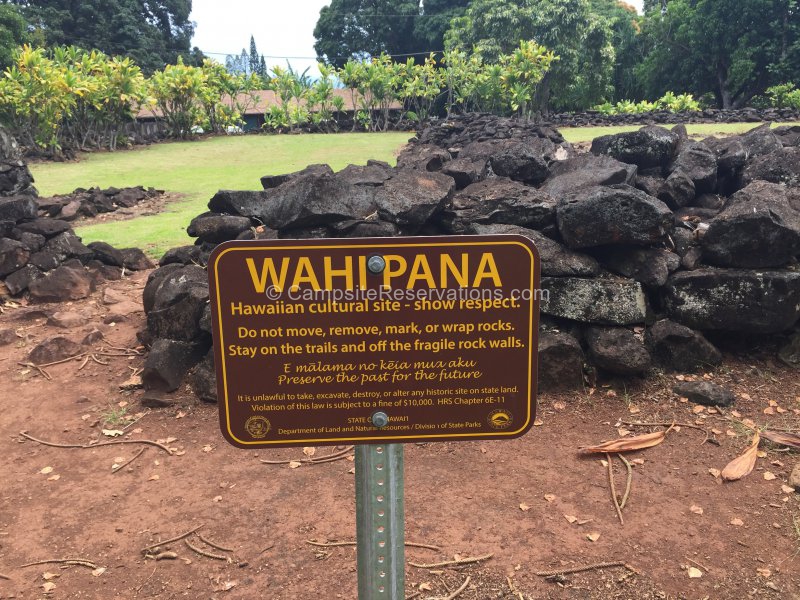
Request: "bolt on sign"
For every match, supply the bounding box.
[208,235,541,449]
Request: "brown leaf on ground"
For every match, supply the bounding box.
[761,430,800,449]
[721,432,760,482]
[730,517,744,526]
[579,427,672,454]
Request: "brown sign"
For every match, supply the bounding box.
[207,235,540,448]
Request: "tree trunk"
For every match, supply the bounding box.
[534,72,553,116]
[717,65,733,108]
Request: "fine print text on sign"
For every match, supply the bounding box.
[208,235,541,449]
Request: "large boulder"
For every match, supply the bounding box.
[337,162,393,187]
[540,277,648,325]
[556,185,674,248]
[0,238,30,277]
[29,231,93,271]
[541,154,636,199]
[0,195,37,222]
[658,169,696,209]
[590,125,679,169]
[376,171,454,231]
[474,224,600,277]
[645,319,722,372]
[441,157,488,189]
[28,265,94,302]
[488,138,560,185]
[669,141,718,194]
[147,285,210,343]
[538,330,584,391]
[143,264,208,315]
[4,264,43,295]
[15,219,71,239]
[142,339,205,392]
[396,145,451,172]
[701,181,800,268]
[260,163,333,189]
[585,327,651,375]
[741,146,800,187]
[187,212,253,244]
[439,178,557,234]
[594,246,679,288]
[207,190,270,218]
[0,160,37,197]
[663,268,800,333]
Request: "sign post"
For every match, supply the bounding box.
[207,235,540,599]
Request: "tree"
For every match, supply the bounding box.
[637,0,800,108]
[249,35,260,76]
[10,0,196,73]
[445,0,616,112]
[412,0,470,50]
[313,0,421,67]
[589,0,643,101]
[0,3,29,69]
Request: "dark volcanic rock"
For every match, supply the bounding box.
[538,330,584,390]
[669,141,717,193]
[377,171,454,231]
[260,173,384,230]
[147,285,209,342]
[187,213,252,244]
[188,351,217,402]
[144,264,208,315]
[489,138,558,185]
[0,238,30,277]
[337,163,393,187]
[774,125,800,147]
[556,185,674,248]
[474,224,600,277]
[594,246,679,287]
[0,328,16,346]
[15,219,70,238]
[590,125,678,169]
[88,241,125,267]
[663,268,800,333]
[260,163,333,189]
[585,327,651,375]
[541,154,637,199]
[16,232,44,253]
[701,181,800,268]
[439,178,557,234]
[29,336,82,364]
[396,145,451,171]
[4,264,42,295]
[441,157,487,189]
[645,319,722,372]
[159,245,206,267]
[329,219,399,238]
[142,339,205,392]
[28,266,94,302]
[541,277,648,325]
[120,248,154,271]
[658,168,695,209]
[29,231,92,271]
[207,190,270,218]
[0,159,37,197]
[0,195,37,222]
[672,381,734,407]
[741,146,800,187]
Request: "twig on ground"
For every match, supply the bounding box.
[533,561,638,577]
[260,446,355,465]
[141,525,204,553]
[112,448,146,473]
[122,410,150,431]
[618,454,633,510]
[18,362,51,380]
[620,420,709,445]
[0,573,10,580]
[198,534,234,553]
[443,575,471,600]
[185,539,229,561]
[506,576,524,600]
[409,553,493,569]
[606,453,624,525]
[305,540,439,551]
[90,354,109,366]
[135,565,158,592]
[78,355,90,371]
[404,592,421,600]
[686,557,710,572]
[20,558,97,569]
[20,430,173,455]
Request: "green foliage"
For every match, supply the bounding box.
[766,83,800,109]
[593,92,700,114]
[0,4,29,70]
[444,0,615,112]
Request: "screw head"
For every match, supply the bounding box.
[367,255,386,274]
[371,411,389,428]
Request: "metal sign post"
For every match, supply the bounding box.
[355,442,404,599]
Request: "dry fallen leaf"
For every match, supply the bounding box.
[47,474,60,481]
[91,567,106,577]
[742,418,756,429]
[731,410,742,418]
[39,466,53,475]
[730,517,744,526]
[763,407,775,415]
[419,583,432,592]
[708,468,721,478]
[628,405,641,414]
[617,428,631,437]
[102,429,124,437]
[586,532,600,542]
[763,471,777,481]
[288,461,302,469]
[721,431,760,482]
[756,568,772,578]
[690,505,704,515]
[781,484,795,494]
[632,458,645,465]
[202,444,213,453]
[544,494,556,502]
[692,405,705,414]
[553,401,566,411]
[761,430,800,449]
[42,582,56,593]
[564,514,578,524]
[687,567,703,578]
[176,411,186,419]
[213,495,223,502]
[302,447,316,458]
[533,418,544,426]
[148,474,159,481]
[42,572,59,580]
[519,503,530,512]
[580,427,672,454]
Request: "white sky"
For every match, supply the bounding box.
[190,0,645,76]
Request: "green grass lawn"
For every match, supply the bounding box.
[31,132,413,256]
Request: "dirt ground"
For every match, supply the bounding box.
[0,271,798,600]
